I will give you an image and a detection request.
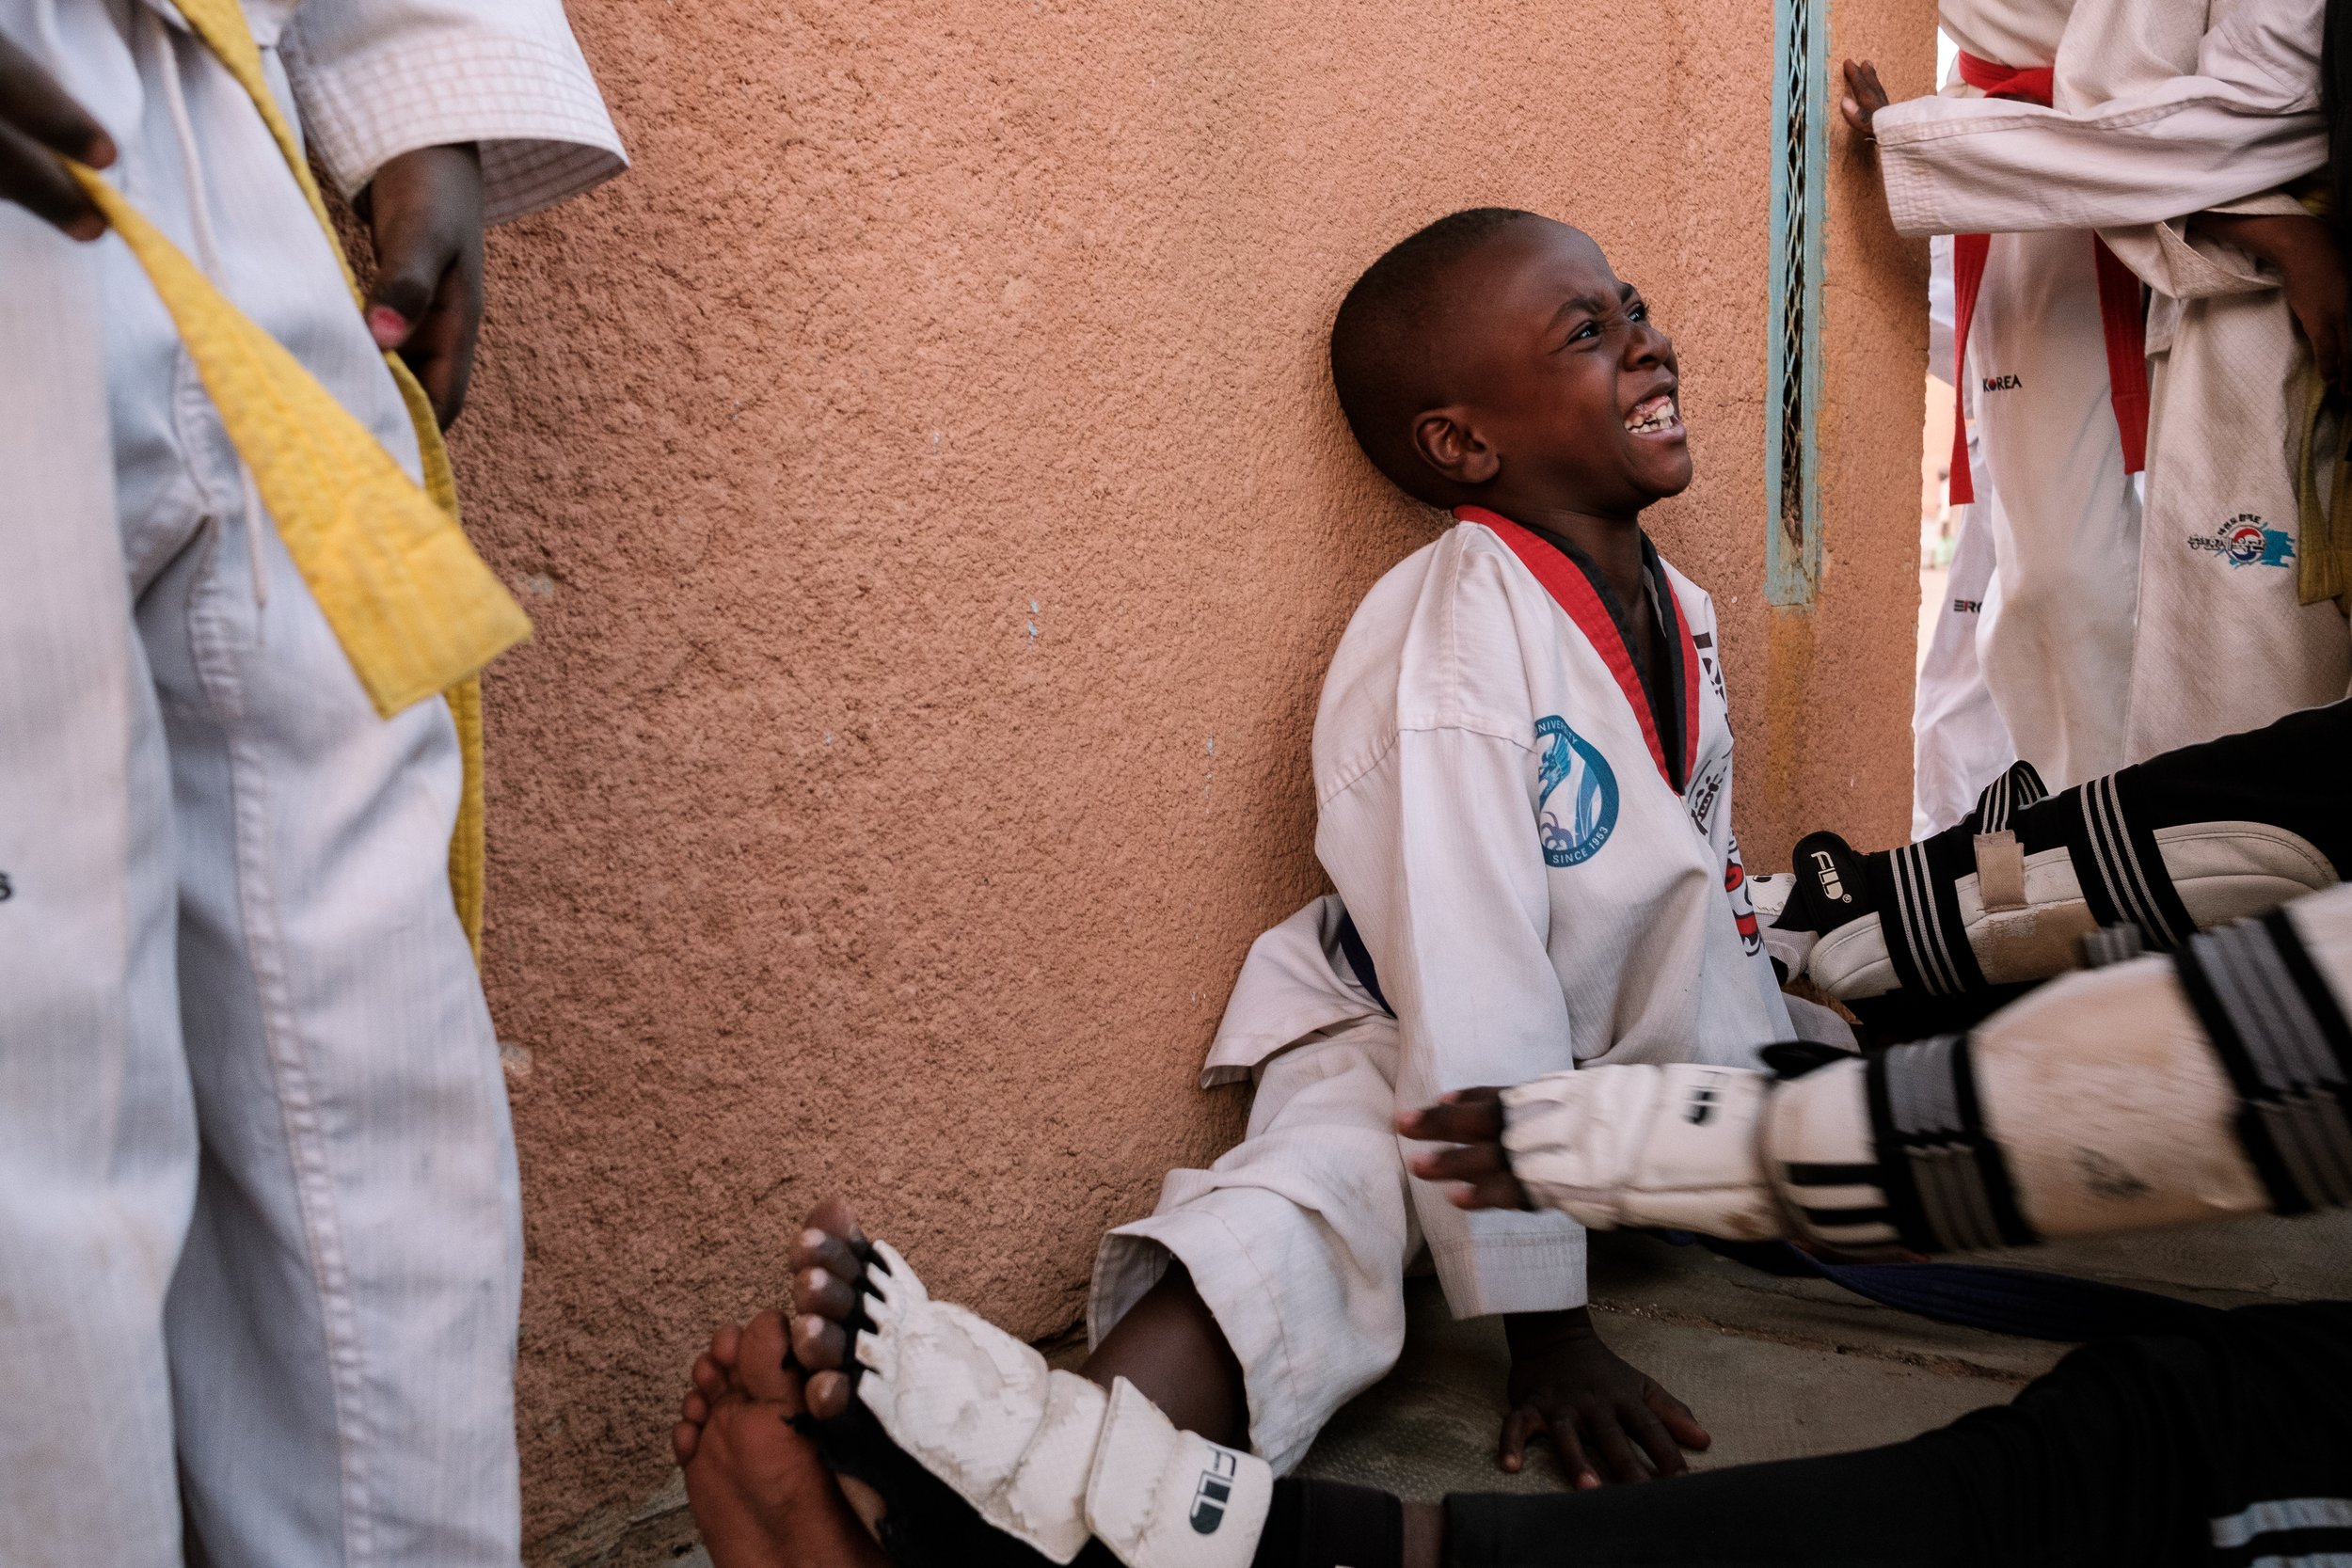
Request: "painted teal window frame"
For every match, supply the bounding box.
[1766,0,1829,607]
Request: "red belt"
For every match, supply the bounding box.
[1945,51,2148,504]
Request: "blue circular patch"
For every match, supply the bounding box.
[1534,715,1619,867]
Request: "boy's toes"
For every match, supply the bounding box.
[735,1308,802,1405]
[804,1196,866,1249]
[682,1388,709,1426]
[709,1321,742,1370]
[790,1227,868,1294]
[804,1367,854,1421]
[691,1350,728,1402]
[792,1309,850,1372]
[673,1418,702,1465]
[793,1263,861,1322]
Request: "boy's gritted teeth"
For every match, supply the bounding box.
[1625,394,1681,437]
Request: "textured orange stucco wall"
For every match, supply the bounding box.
[443,0,1933,1553]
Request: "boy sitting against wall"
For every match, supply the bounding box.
[684,205,1823,1557]
[1067,206,1809,1489]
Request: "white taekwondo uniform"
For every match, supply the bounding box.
[1089,508,1805,1474]
[0,3,621,1565]
[1877,0,2350,771]
[1915,233,2020,836]
[1880,0,2140,794]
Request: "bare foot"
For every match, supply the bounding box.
[673,1307,890,1568]
[785,1197,879,1421]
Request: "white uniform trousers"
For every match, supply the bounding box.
[1914,426,2017,836]
[1970,227,2144,790]
[1088,1018,1418,1478]
[2125,279,2352,762]
[0,8,522,1566]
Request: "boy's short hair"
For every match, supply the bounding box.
[1329,207,1539,504]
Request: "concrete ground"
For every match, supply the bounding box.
[592,1212,2348,1565]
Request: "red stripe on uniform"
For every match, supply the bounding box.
[1459,505,1684,790]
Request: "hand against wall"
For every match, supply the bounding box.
[0,32,111,238]
[1840,59,1892,141]
[362,143,485,429]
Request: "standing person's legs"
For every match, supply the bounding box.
[1970,228,2141,790]
[94,21,526,1562]
[0,203,194,1568]
[145,500,523,1568]
[2126,288,2352,763]
[1913,487,2012,836]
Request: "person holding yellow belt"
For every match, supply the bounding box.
[0,4,621,1563]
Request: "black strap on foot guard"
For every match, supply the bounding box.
[2058,770,2196,951]
[1967,759,2047,834]
[2173,911,2352,1215]
[1253,1479,1403,1568]
[1864,826,1991,999]
[1864,1033,2036,1253]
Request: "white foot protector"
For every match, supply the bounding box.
[1086,1377,1272,1568]
[852,1238,1271,1568]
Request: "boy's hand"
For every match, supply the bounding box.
[2199,211,2350,392]
[1840,58,1891,141]
[0,32,113,239]
[361,143,485,428]
[1502,1308,1711,1487]
[1399,1088,1532,1211]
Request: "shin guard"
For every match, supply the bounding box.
[1498,885,2352,1253]
[1783,709,2349,1013]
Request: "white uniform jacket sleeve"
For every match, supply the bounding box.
[1871,0,2322,238]
[1318,721,1590,1316]
[279,0,628,224]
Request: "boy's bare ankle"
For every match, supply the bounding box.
[1403,1500,1445,1568]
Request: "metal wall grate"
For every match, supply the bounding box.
[1766,0,1827,606]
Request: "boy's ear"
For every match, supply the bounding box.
[1411,407,1500,489]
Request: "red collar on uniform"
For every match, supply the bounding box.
[1456,505,1701,791]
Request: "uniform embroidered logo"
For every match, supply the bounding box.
[1724,856,1763,955]
[1692,627,1727,703]
[2188,514,2296,569]
[1980,372,2023,392]
[1189,1448,1239,1533]
[1810,847,1851,903]
[1685,756,1727,838]
[1535,716,1619,867]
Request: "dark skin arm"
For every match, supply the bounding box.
[0,38,482,430]
[2197,212,2350,393]
[0,31,113,238]
[359,142,485,429]
[1840,59,1891,140]
[1837,49,2350,392]
[1403,1092,1712,1486]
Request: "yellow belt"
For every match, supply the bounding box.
[66,0,529,958]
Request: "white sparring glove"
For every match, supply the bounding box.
[853,1239,1273,1568]
[1500,1064,1787,1239]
